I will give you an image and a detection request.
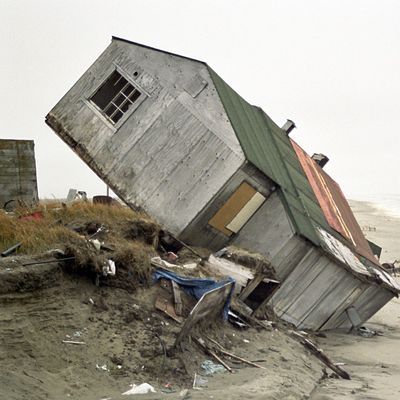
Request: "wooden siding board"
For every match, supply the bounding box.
[319,285,365,330]
[233,191,295,261]
[298,268,362,330]
[101,88,176,175]
[179,162,274,248]
[270,249,323,316]
[119,102,208,204]
[332,285,393,331]
[348,285,394,326]
[271,236,309,280]
[143,130,242,233]
[46,40,245,236]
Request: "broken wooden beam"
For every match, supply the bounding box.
[193,337,234,373]
[62,340,86,345]
[155,294,184,323]
[302,338,350,379]
[171,280,183,316]
[290,332,350,380]
[206,336,265,369]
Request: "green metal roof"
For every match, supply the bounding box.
[208,66,331,245]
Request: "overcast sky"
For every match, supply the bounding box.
[1,0,399,200]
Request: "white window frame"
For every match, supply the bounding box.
[85,66,147,131]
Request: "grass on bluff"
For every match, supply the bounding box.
[0,201,160,256]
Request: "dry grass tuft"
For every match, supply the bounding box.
[0,201,162,291]
[224,245,277,279]
[108,241,157,290]
[0,201,160,256]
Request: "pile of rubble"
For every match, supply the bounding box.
[0,199,354,399]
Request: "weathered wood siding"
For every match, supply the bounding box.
[269,247,394,331]
[46,39,244,234]
[328,285,393,331]
[232,190,309,280]
[0,140,38,208]
[180,162,274,249]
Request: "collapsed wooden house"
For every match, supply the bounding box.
[46,37,400,331]
[0,139,38,211]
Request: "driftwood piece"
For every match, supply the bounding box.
[62,340,86,345]
[194,337,234,373]
[171,280,183,316]
[206,336,265,369]
[291,332,350,380]
[302,338,350,379]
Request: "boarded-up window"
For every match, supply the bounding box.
[208,182,266,236]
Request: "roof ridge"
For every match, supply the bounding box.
[112,36,207,65]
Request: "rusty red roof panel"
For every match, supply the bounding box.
[291,140,379,266]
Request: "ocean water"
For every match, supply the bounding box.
[353,194,400,218]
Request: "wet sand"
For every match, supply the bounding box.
[311,200,400,400]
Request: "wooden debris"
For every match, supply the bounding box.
[168,233,206,261]
[1,242,22,257]
[193,337,234,373]
[303,338,350,379]
[171,280,183,316]
[206,336,265,369]
[173,281,234,347]
[230,301,270,330]
[155,295,184,323]
[62,340,86,345]
[290,332,350,380]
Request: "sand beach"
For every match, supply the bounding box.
[311,200,400,400]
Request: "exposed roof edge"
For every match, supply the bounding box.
[112,36,207,65]
[317,227,400,295]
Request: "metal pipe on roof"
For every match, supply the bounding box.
[281,119,296,135]
[312,153,329,168]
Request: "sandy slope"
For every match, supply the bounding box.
[0,261,322,400]
[311,200,400,400]
[2,199,399,399]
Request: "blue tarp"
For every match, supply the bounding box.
[153,269,235,320]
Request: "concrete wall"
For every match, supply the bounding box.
[46,39,245,234]
[0,140,38,209]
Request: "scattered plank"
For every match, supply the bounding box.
[193,337,234,373]
[1,242,22,257]
[62,340,86,345]
[167,233,206,261]
[230,301,269,330]
[290,331,350,380]
[302,338,350,379]
[155,295,184,323]
[171,280,183,316]
[206,336,265,369]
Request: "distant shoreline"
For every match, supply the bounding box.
[350,196,400,219]
[349,199,400,264]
